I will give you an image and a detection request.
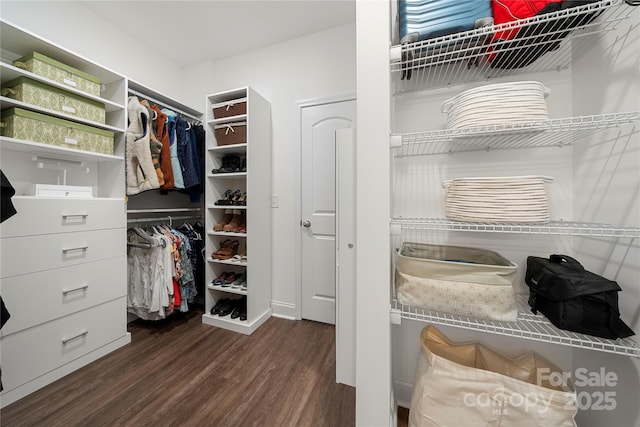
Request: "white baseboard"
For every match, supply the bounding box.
[394,378,413,409]
[271,300,297,320]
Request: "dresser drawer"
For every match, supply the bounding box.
[0,257,126,336]
[0,297,127,394]
[0,197,124,238]
[0,228,125,278]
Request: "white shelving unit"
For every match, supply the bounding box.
[0,19,130,407]
[390,0,637,93]
[388,0,640,362]
[202,87,272,335]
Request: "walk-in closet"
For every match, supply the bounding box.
[1,1,639,426]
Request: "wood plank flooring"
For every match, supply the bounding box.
[1,309,355,427]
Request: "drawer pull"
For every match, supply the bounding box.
[62,246,88,254]
[62,213,89,219]
[62,284,89,295]
[62,330,88,345]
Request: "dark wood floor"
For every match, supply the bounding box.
[1,309,355,427]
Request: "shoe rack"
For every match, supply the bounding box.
[202,87,272,335]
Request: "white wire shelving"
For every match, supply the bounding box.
[390,0,638,93]
[391,112,640,156]
[391,297,640,358]
[390,218,640,239]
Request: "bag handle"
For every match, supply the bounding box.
[549,254,585,271]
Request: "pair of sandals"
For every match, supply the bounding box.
[214,190,247,206]
[211,239,239,260]
[212,271,244,288]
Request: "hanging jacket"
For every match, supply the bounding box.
[140,100,164,187]
[162,109,185,189]
[151,104,175,190]
[176,118,200,191]
[126,96,160,195]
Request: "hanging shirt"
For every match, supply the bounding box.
[162,109,184,189]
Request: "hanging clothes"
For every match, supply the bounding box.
[127,222,199,320]
[162,109,185,189]
[126,96,160,195]
[176,117,202,203]
[140,99,165,187]
[151,104,175,190]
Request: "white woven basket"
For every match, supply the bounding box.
[442,81,550,129]
[443,175,554,224]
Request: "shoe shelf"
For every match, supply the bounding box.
[208,143,247,154]
[208,258,247,266]
[208,230,246,238]
[207,283,247,296]
[391,297,640,358]
[390,0,637,93]
[208,205,247,210]
[207,172,247,179]
[390,218,640,239]
[391,112,640,156]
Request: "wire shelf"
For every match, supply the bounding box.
[390,0,637,93]
[391,112,639,156]
[392,297,640,357]
[390,218,640,238]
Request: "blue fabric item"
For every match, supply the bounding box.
[163,109,185,189]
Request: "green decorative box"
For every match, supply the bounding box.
[13,52,101,97]
[1,108,114,155]
[2,77,106,124]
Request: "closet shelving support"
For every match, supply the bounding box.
[390,299,640,358]
[391,111,640,156]
[390,0,638,92]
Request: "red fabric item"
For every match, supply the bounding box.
[492,0,562,42]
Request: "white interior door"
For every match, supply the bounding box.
[301,99,356,324]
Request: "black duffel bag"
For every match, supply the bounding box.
[525,254,635,340]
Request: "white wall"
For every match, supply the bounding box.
[1,1,188,108]
[183,23,356,317]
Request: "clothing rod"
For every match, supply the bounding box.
[127,214,202,224]
[127,208,201,214]
[127,88,202,123]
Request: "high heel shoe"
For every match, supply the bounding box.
[212,239,239,260]
[234,192,247,206]
[214,189,233,205]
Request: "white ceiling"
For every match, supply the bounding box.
[80,0,356,67]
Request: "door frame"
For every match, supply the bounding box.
[294,93,356,321]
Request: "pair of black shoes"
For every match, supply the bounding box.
[212,155,246,174]
[210,296,247,321]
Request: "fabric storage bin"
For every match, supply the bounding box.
[441,81,550,129]
[443,175,553,224]
[409,326,578,427]
[395,242,518,321]
[212,98,247,119]
[214,122,246,146]
[1,108,114,155]
[13,52,101,97]
[2,77,106,124]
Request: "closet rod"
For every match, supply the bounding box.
[127,214,202,225]
[127,88,202,123]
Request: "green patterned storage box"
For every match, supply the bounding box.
[2,77,106,124]
[13,52,101,97]
[1,108,114,155]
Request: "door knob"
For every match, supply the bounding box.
[302,220,311,228]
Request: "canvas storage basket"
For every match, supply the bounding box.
[441,81,550,129]
[214,122,246,146]
[212,98,247,119]
[443,175,553,224]
[13,52,101,97]
[409,326,578,427]
[1,108,114,155]
[395,242,518,321]
[2,77,106,124]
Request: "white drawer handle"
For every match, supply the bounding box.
[62,284,89,295]
[62,330,88,345]
[62,213,88,219]
[62,246,88,254]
